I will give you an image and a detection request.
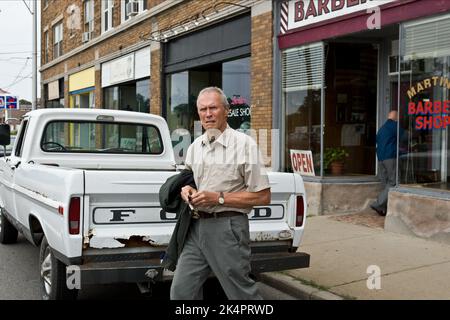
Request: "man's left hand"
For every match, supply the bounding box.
[190,191,219,207]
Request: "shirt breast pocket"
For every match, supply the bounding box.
[210,163,242,185]
[221,164,244,186]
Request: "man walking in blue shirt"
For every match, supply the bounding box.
[371,110,403,216]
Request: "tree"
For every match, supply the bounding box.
[19,99,31,105]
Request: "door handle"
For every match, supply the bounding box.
[10,161,21,170]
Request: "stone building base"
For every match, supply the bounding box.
[385,189,450,245]
[304,179,382,216]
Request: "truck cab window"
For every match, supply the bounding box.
[41,120,163,154]
[14,120,29,158]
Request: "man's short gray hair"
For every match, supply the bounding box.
[197,87,230,110]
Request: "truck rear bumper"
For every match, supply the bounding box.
[79,258,164,285]
[76,251,310,285]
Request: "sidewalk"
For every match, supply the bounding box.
[261,210,450,300]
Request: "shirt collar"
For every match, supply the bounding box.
[201,125,231,147]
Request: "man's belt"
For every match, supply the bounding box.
[192,210,244,219]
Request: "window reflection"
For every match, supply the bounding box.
[398,56,450,188]
[166,72,191,133]
[103,78,150,113]
[223,57,251,130]
[285,89,321,173]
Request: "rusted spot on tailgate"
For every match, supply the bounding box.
[252,230,293,242]
[253,232,276,241]
[115,236,161,247]
[86,229,162,248]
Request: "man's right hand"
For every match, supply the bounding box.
[181,185,197,204]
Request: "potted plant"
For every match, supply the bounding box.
[324,147,349,175]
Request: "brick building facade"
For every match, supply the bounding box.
[40,0,274,164]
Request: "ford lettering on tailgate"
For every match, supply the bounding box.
[93,204,284,224]
[93,206,178,224]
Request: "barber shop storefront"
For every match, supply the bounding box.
[278,0,450,244]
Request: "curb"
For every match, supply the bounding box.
[259,273,344,300]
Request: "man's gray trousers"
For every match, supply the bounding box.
[170,215,262,300]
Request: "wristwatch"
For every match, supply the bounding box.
[218,192,225,205]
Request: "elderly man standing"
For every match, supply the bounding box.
[170,87,271,300]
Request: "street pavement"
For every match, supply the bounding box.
[263,213,450,300]
[0,234,41,300]
[8,209,448,300]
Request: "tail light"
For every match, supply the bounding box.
[296,195,305,227]
[69,197,81,235]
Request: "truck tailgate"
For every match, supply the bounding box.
[84,171,304,249]
[84,170,177,249]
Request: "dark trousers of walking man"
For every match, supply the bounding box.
[371,158,396,216]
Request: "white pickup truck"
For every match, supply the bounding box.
[0,108,309,300]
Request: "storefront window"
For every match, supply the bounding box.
[104,86,119,110]
[285,89,321,173]
[46,99,64,108]
[223,57,251,130]
[44,79,65,108]
[70,90,95,109]
[166,71,191,134]
[165,57,251,137]
[398,14,450,190]
[136,79,150,113]
[283,43,324,174]
[282,40,379,177]
[165,56,251,165]
[103,78,150,113]
[323,43,378,176]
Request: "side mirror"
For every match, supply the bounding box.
[0,124,11,146]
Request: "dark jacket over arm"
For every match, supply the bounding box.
[159,169,196,271]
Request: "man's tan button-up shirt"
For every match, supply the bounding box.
[184,125,270,214]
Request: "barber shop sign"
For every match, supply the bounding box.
[407,76,450,130]
[284,0,396,31]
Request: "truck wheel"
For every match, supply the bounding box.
[0,211,18,244]
[39,236,78,300]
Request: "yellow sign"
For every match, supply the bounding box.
[69,67,95,92]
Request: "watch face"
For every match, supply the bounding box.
[219,197,225,205]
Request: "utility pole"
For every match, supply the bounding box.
[32,0,37,110]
